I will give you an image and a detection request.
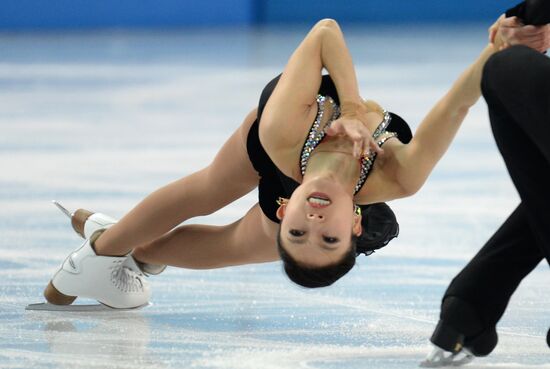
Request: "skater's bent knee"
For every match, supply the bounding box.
[482,46,541,96]
[486,45,538,72]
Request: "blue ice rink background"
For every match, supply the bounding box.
[1,0,519,29]
[0,2,549,369]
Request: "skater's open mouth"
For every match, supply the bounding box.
[307,193,331,208]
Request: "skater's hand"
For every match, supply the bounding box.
[490,15,550,53]
[326,117,382,158]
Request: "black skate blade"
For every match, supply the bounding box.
[25,302,149,312]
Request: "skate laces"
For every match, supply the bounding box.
[109,259,145,293]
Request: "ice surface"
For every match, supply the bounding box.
[0,24,548,369]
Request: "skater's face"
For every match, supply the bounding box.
[276,178,361,267]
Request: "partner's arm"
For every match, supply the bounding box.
[505,0,550,25]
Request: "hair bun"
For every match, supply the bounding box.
[356,202,399,256]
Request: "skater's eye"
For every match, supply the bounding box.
[322,236,339,244]
[289,229,305,237]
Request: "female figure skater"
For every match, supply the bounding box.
[45,16,509,309]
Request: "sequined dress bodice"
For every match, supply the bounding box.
[247,73,412,224]
[299,95,398,194]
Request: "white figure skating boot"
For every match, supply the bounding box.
[44,230,151,309]
[44,202,164,308]
[53,201,166,276]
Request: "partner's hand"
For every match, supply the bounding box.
[488,14,506,47]
[325,117,382,158]
[490,15,550,52]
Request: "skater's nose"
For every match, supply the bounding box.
[307,213,324,221]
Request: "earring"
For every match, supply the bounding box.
[354,204,361,216]
[276,197,288,206]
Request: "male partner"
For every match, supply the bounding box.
[423,1,550,366]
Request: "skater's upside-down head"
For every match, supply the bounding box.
[276,230,357,288]
[275,179,361,288]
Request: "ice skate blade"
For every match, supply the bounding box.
[420,347,474,367]
[52,200,94,237]
[52,200,73,219]
[25,302,149,312]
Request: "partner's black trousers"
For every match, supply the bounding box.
[442,45,550,330]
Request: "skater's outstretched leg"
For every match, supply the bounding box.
[93,108,260,257]
[132,203,279,269]
[45,109,262,307]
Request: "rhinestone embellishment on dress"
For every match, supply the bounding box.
[354,112,395,194]
[300,95,341,177]
[299,95,397,195]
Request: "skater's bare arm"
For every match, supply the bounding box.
[261,19,379,153]
[381,25,506,196]
[389,18,550,196]
[262,19,360,123]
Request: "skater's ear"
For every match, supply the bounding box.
[276,197,288,220]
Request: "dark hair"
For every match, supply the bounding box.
[277,202,399,288]
[355,203,399,256]
[277,227,357,288]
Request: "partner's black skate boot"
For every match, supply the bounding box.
[420,297,498,367]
